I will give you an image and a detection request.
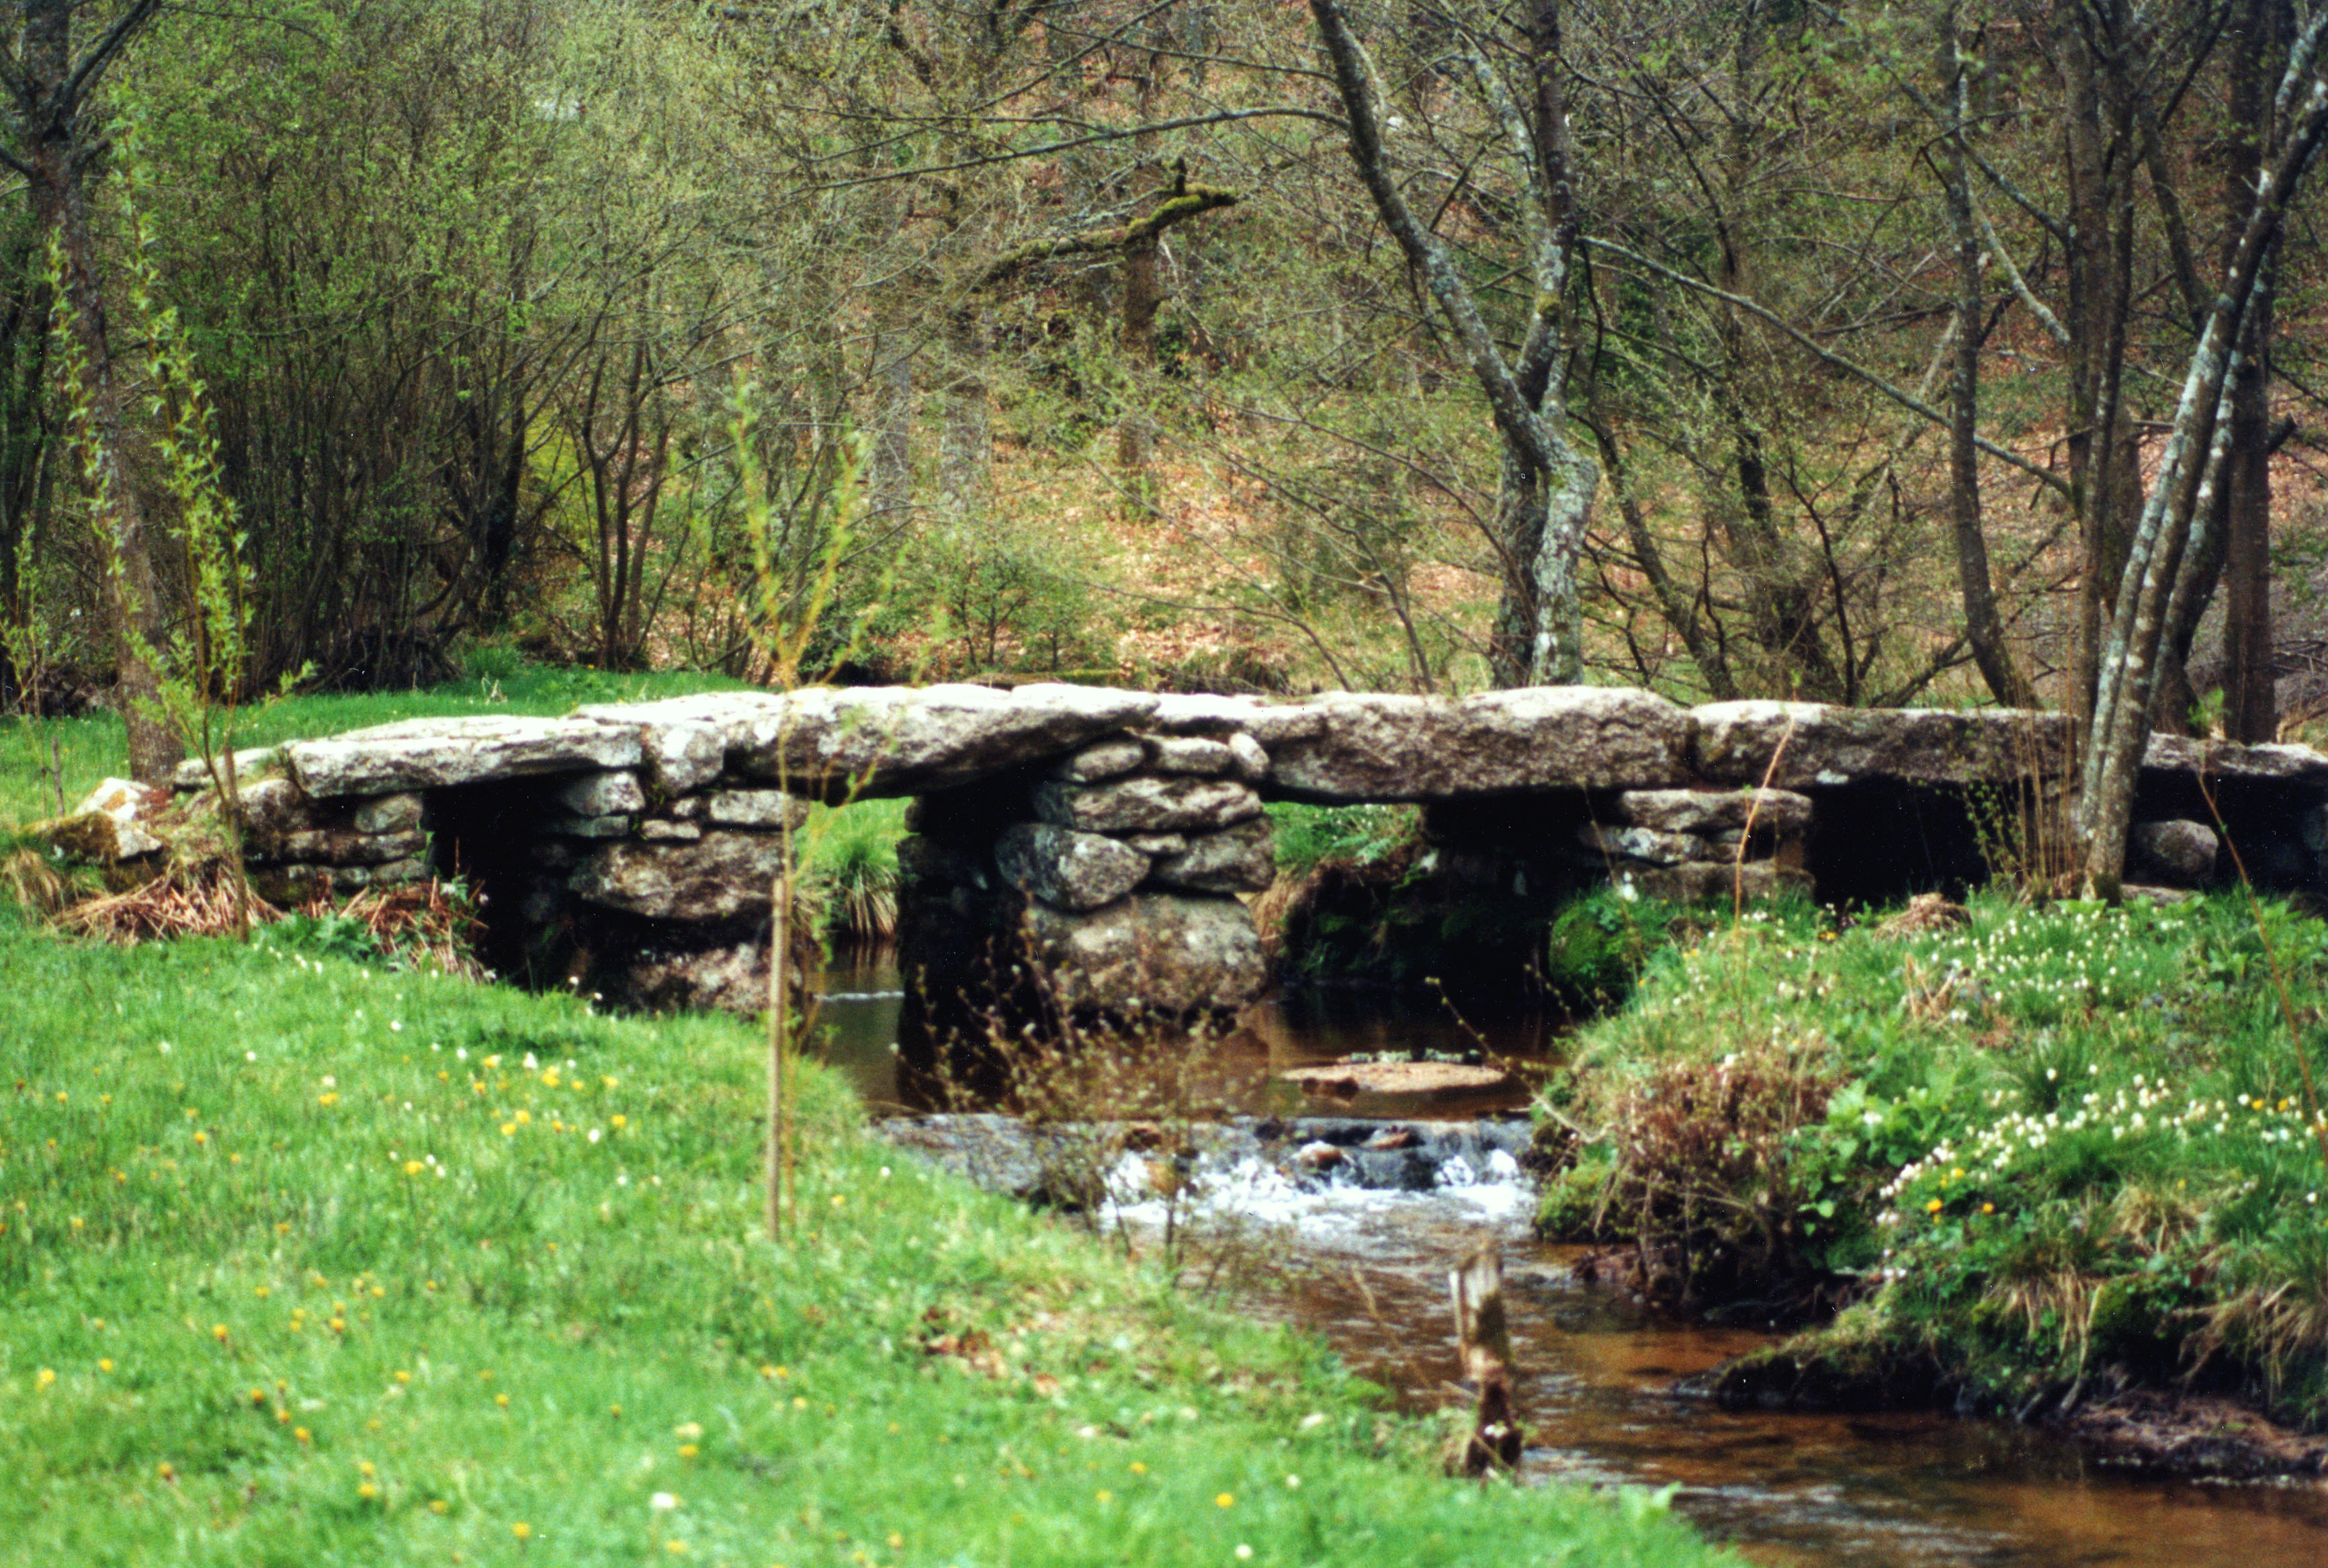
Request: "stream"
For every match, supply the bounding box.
[814,954,2328,1567]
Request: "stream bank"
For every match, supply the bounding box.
[870,1106,2328,1567]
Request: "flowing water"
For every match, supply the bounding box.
[814,953,2328,1567]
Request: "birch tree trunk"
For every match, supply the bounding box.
[1311,0,1594,689]
[2079,16,2328,898]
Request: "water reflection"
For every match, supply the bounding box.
[1256,1218,2328,1568]
[809,946,1563,1120]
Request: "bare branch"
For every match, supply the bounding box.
[1584,236,2073,498]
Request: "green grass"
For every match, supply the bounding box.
[0,900,1735,1567]
[1547,891,2328,1428]
[799,798,908,943]
[2,662,755,826]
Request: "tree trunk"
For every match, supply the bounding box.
[2221,0,2290,744]
[936,300,991,520]
[1936,5,2036,709]
[24,0,177,780]
[2079,22,2328,897]
[1115,22,1168,473]
[2061,0,2141,729]
[869,319,914,527]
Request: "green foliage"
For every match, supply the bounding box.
[798,797,908,943]
[1265,802,1418,878]
[1543,887,1688,1012]
[0,917,1739,1567]
[877,522,1101,679]
[1555,891,2328,1426]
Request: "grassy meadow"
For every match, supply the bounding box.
[0,688,1736,1567]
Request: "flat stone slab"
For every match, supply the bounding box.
[1279,1061,1516,1100]
[1266,686,1690,800]
[2141,735,2328,787]
[170,746,280,791]
[1690,702,2076,789]
[1616,787,1812,836]
[284,715,642,797]
[1144,693,1328,742]
[724,683,1160,799]
[1033,774,1264,834]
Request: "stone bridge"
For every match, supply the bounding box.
[179,683,2328,1035]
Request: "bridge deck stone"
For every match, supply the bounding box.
[283,715,643,797]
[1264,686,1690,800]
[1691,701,2077,789]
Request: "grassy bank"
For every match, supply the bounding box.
[1539,891,2328,1436]
[0,908,1737,1567]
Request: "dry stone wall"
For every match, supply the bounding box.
[133,683,2328,1029]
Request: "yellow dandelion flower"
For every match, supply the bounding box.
[36,1367,55,1389]
[611,1115,627,1130]
[678,1443,700,1459]
[394,1370,412,1385]
[1926,1199,1944,1214]
[431,1499,449,1516]
[1129,1461,1147,1475]
[294,1427,311,1444]
[1215,1492,1235,1508]
[358,1481,380,1501]
[403,1160,424,1177]
[359,1461,376,1477]
[496,1393,511,1409]
[512,1522,532,1540]
[318,1092,339,1106]
[212,1323,229,1342]
[97,1358,113,1373]
[515,1110,531,1126]
[500,1123,517,1137]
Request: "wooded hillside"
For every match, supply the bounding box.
[5,0,2328,891]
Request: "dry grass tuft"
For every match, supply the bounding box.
[51,853,282,943]
[1877,893,1972,940]
[316,879,488,979]
[1,844,74,916]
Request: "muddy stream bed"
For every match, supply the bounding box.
[816,956,2328,1567]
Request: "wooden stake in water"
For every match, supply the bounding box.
[1450,1239,1524,1473]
